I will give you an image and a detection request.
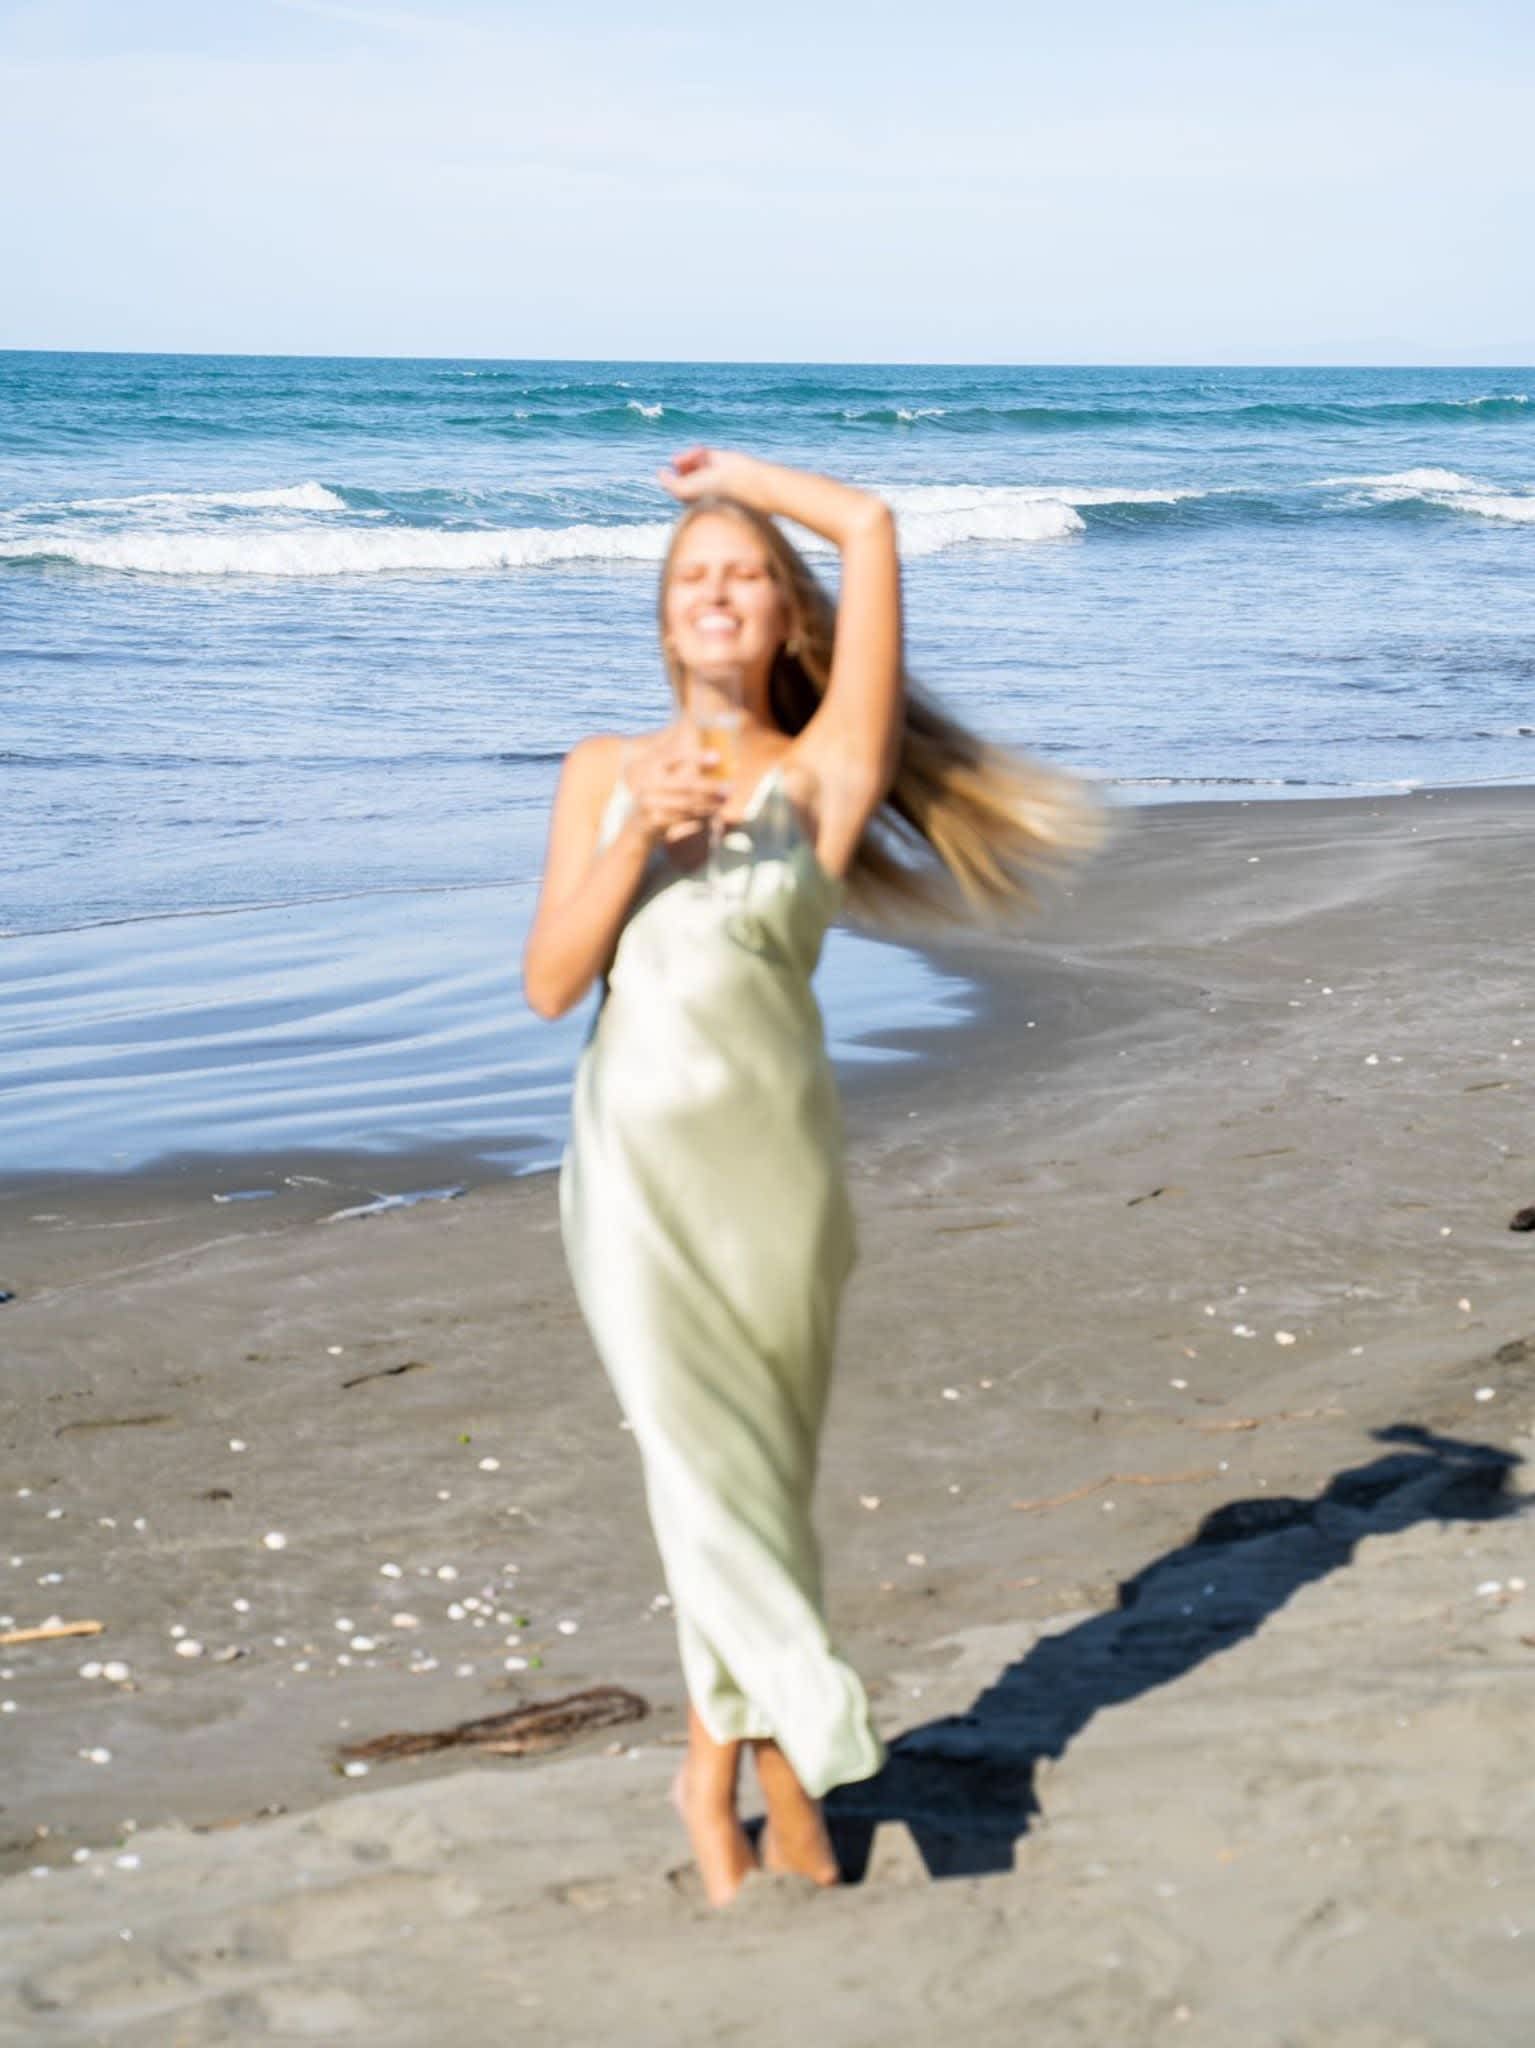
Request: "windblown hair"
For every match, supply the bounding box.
[657,494,1107,928]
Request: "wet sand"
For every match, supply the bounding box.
[2,785,1533,2046]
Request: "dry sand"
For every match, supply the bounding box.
[2,785,1533,2046]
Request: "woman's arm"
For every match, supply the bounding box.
[658,450,904,850]
[522,729,723,1019]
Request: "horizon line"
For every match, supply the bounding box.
[3,346,1534,373]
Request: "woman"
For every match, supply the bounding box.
[524,447,1098,1907]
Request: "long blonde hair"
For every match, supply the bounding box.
[657,494,1106,927]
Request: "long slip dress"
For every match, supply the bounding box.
[558,756,887,1799]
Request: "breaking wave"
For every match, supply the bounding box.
[1323,469,1535,524]
[0,520,679,577]
[4,465,1530,579]
[4,481,1183,575]
[59,481,347,514]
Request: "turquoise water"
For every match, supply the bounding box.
[2,353,1531,1175]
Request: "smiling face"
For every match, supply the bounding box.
[660,511,792,707]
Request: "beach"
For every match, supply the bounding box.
[4,783,1532,2046]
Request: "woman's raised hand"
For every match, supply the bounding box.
[656,446,768,506]
[622,728,724,848]
[656,449,885,554]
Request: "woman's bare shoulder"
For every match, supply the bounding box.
[563,728,676,770]
[561,732,626,778]
[559,731,641,795]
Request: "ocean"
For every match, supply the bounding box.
[2,353,1531,1177]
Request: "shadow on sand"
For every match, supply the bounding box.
[820,1423,1523,1882]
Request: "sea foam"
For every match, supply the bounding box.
[0,519,679,577]
[62,481,346,514]
[1322,468,1480,494]
[1453,493,1535,525]
[884,482,1205,554]
[885,487,1083,552]
[1324,469,1535,523]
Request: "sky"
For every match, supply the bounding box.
[1,0,1532,364]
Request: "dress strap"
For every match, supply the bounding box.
[597,756,636,849]
[742,759,783,818]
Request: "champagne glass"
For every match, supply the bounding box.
[688,663,746,889]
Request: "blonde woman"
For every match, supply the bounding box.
[524,448,1098,1906]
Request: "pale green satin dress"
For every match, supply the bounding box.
[558,757,887,1799]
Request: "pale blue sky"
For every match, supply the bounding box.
[2,0,1532,362]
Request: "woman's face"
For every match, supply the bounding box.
[662,514,790,689]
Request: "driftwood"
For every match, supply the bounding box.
[191,1803,289,1833]
[1013,1469,1219,1513]
[1193,1406,1346,1434]
[56,1413,176,1436]
[336,1684,649,1766]
[339,1359,430,1390]
[1010,1404,1353,1512]
[0,1619,104,1646]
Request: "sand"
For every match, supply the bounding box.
[2,785,1533,2046]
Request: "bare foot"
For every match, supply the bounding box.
[753,1744,841,1887]
[758,1815,840,1888]
[671,1764,759,1909]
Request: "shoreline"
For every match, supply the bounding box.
[15,773,1531,948]
[4,779,1534,2041]
[4,779,1531,1221]
[0,883,974,1194]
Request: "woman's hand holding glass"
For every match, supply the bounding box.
[622,729,725,864]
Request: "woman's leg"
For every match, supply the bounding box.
[671,1702,759,1907]
[751,1738,841,1886]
